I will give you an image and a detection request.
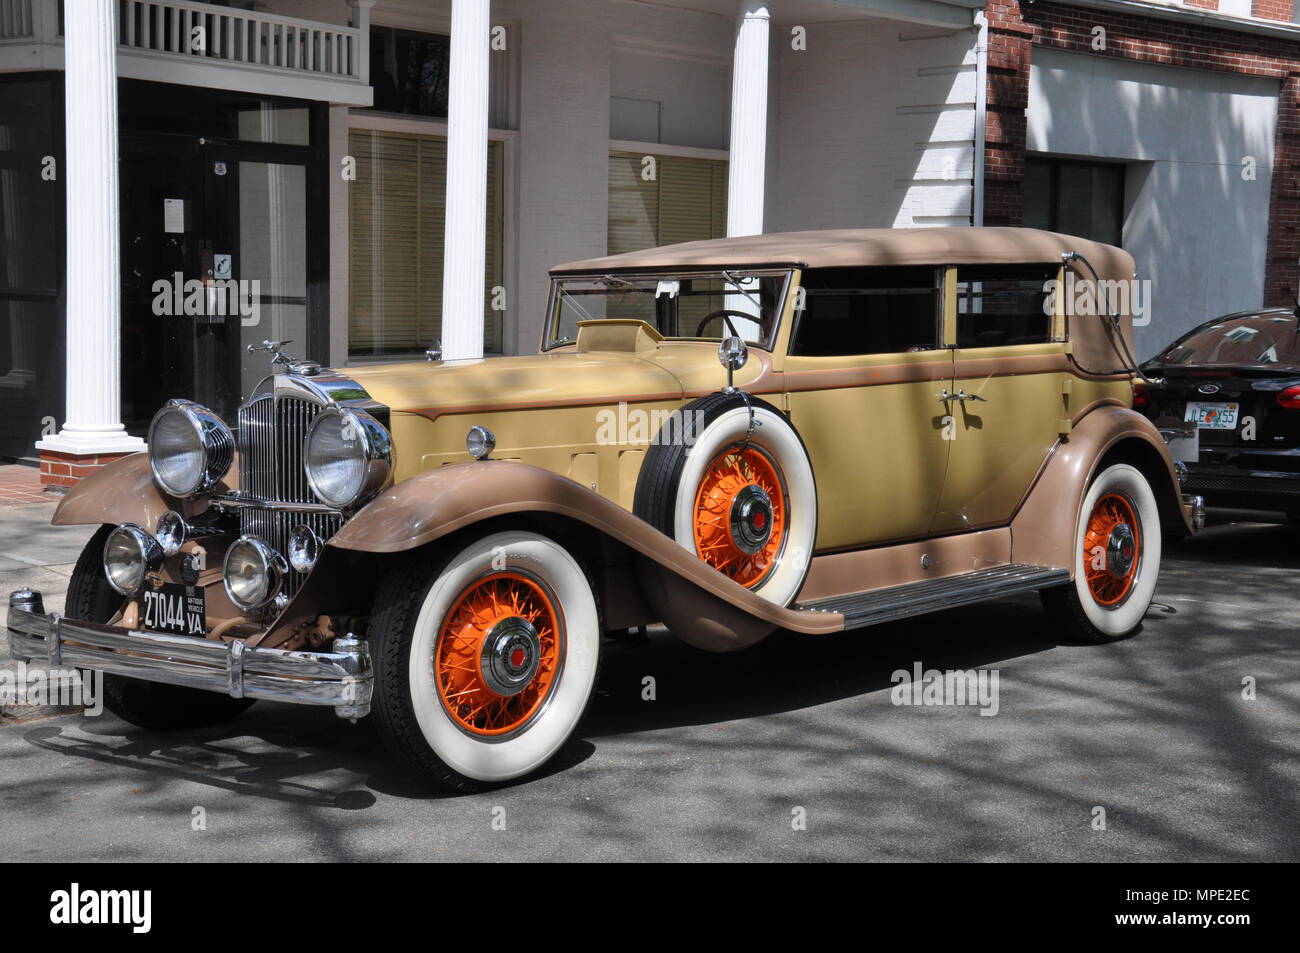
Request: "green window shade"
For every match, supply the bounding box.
[349,129,502,356]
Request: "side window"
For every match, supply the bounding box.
[791,266,940,357]
[955,264,1057,349]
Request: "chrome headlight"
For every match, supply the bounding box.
[223,536,288,610]
[147,400,234,498]
[288,524,322,574]
[103,524,163,596]
[303,407,392,508]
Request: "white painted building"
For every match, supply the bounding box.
[0,0,998,474]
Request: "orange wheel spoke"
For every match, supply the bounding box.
[692,445,786,590]
[434,571,563,737]
[1083,492,1141,607]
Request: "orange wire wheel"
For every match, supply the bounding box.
[434,571,564,737]
[692,443,787,588]
[1082,492,1142,607]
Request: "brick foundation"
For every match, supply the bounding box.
[38,450,136,489]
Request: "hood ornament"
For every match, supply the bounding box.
[247,339,298,372]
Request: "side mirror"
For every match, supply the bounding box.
[718,336,748,393]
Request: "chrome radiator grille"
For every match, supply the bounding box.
[236,394,343,599]
[238,395,322,505]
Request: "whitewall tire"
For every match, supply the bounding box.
[1042,463,1161,643]
[369,530,601,789]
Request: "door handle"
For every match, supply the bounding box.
[955,389,987,403]
[936,389,952,403]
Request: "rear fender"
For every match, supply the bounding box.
[1010,404,1192,572]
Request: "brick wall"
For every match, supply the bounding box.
[984,0,1300,308]
[38,451,134,490]
[1254,0,1295,21]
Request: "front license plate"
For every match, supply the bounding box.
[1185,401,1239,430]
[141,583,206,636]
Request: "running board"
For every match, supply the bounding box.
[796,564,1069,631]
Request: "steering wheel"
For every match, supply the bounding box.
[694,309,754,338]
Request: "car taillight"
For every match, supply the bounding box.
[1133,382,1150,409]
[1277,386,1300,410]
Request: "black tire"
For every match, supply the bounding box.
[368,530,603,792]
[633,391,817,606]
[67,524,255,731]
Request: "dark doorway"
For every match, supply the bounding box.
[118,81,327,430]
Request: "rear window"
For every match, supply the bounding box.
[1157,313,1300,367]
[955,264,1058,349]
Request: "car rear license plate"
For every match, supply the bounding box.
[141,582,206,636]
[1185,401,1239,430]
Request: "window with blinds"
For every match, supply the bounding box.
[349,129,503,357]
[608,151,727,255]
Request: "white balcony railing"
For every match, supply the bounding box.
[0,0,372,105]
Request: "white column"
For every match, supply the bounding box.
[36,0,145,456]
[726,1,770,239]
[724,2,770,340]
[440,0,491,362]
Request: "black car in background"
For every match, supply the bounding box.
[1139,307,1300,521]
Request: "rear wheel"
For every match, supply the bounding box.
[1041,463,1161,643]
[67,525,255,730]
[368,530,601,790]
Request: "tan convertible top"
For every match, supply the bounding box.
[551,226,1136,280]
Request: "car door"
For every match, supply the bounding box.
[931,263,1071,533]
[783,265,954,551]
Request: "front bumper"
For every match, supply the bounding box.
[6,589,372,719]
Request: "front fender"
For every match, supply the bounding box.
[319,461,841,647]
[1009,403,1192,572]
[51,452,232,530]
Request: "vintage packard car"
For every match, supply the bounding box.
[7,227,1199,790]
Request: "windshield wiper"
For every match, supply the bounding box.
[720,270,761,308]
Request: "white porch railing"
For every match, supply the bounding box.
[118,0,360,80]
[0,0,371,104]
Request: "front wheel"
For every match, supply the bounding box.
[368,530,602,790]
[1041,462,1161,643]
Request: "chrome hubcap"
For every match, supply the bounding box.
[1106,523,1136,579]
[479,617,541,697]
[729,484,774,555]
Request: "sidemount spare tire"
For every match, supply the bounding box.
[633,392,817,607]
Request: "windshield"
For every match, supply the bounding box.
[1156,312,1300,368]
[545,270,790,351]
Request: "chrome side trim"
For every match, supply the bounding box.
[6,592,372,719]
[796,563,1070,630]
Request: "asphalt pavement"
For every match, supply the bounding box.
[1,501,1296,862]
